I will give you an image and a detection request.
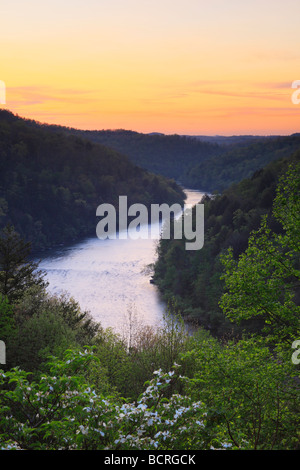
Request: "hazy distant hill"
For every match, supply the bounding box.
[184,134,279,146]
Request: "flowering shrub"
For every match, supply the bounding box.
[0,348,229,450]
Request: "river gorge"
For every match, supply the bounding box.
[38,189,205,336]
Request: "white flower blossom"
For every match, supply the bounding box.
[78,425,89,435]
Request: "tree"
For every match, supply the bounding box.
[0,296,15,345]
[0,225,47,303]
[182,334,300,449]
[219,162,300,347]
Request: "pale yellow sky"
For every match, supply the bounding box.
[1,0,300,134]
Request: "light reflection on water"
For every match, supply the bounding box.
[38,189,205,335]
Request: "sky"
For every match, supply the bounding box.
[1,0,300,135]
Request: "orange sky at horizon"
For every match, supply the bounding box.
[1,0,300,135]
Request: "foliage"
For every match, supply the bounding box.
[0,225,46,302]
[153,152,300,336]
[0,295,15,344]
[0,222,298,450]
[220,161,300,347]
[92,306,190,401]
[0,225,101,371]
[181,334,300,450]
[1,337,298,450]
[4,290,100,371]
[0,349,218,451]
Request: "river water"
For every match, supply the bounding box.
[38,189,204,335]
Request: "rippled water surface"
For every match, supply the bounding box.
[38,189,204,334]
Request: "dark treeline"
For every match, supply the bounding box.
[0,110,185,252]
[153,150,300,338]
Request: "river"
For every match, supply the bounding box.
[38,189,205,336]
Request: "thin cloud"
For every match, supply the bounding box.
[255,81,298,89]
[192,88,288,102]
[7,85,100,107]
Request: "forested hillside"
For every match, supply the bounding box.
[35,120,300,193]
[0,110,185,252]
[27,122,223,183]
[185,134,300,192]
[3,111,300,196]
[153,151,300,337]
[74,129,223,182]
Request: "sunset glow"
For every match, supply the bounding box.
[1,0,300,135]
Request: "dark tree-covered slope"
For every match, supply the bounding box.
[75,129,223,182]
[36,122,300,193]
[0,110,185,252]
[184,134,300,192]
[6,111,300,194]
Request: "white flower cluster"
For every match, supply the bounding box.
[109,367,208,450]
[0,352,233,450]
